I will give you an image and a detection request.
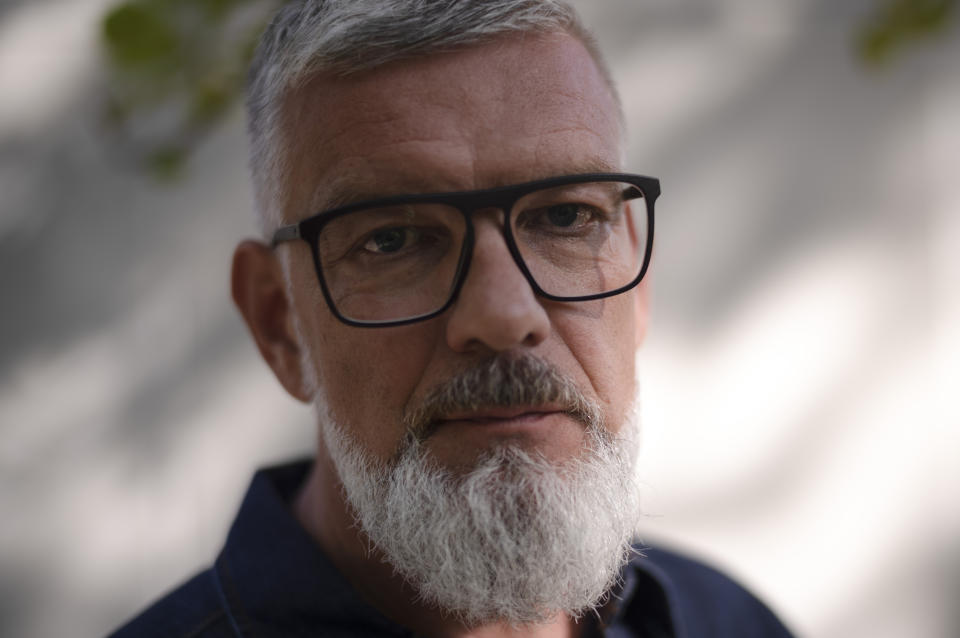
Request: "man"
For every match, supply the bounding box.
[111,1,793,636]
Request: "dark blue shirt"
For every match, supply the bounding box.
[108,461,793,638]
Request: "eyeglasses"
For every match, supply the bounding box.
[272,173,660,327]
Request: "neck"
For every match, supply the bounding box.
[293,451,586,638]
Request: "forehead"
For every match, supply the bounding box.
[279,32,623,218]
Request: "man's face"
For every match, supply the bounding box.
[280,32,643,471]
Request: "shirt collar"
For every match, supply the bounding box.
[214,461,405,636]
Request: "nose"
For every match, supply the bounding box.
[445,217,550,353]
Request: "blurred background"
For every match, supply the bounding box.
[1,0,958,636]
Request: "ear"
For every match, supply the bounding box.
[231,240,313,403]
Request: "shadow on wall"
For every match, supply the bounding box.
[0,0,957,637]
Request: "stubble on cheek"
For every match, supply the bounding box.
[314,325,439,461]
[555,295,638,436]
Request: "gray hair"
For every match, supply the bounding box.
[245,0,619,238]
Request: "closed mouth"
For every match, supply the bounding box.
[435,405,566,425]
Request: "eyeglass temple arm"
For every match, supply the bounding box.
[271,224,300,247]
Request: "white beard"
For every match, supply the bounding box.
[315,390,642,627]
[285,299,643,626]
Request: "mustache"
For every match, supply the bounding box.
[401,354,604,444]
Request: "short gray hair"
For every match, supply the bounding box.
[246,0,618,238]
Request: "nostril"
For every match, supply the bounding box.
[445,290,550,353]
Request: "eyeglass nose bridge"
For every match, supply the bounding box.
[448,180,528,214]
[446,192,544,309]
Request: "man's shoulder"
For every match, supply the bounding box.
[631,544,794,637]
[106,568,235,638]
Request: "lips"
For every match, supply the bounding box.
[436,405,565,425]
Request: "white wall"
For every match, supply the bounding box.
[0,1,957,636]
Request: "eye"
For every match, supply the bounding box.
[519,202,602,235]
[363,227,417,254]
[545,203,587,228]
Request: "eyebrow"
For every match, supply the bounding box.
[306,156,623,214]
[307,177,385,214]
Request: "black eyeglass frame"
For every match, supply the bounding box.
[272,172,660,328]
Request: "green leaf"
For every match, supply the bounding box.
[103,2,179,70]
[857,0,958,66]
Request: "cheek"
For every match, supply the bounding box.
[606,300,639,420]
[559,294,638,429]
[308,317,439,458]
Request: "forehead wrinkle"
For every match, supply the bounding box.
[292,117,476,217]
[304,141,474,213]
[287,95,483,218]
[296,120,619,218]
[531,127,621,171]
[282,33,623,222]
[281,76,430,211]
[306,153,622,218]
